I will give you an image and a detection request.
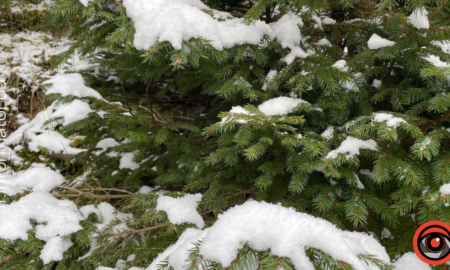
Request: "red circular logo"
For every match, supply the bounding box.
[413,221,450,265]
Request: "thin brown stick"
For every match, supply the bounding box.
[422,110,450,133]
[104,210,213,239]
[115,67,133,116]
[105,224,165,239]
[145,76,155,122]
[429,0,450,20]
[0,255,12,267]
[54,193,134,199]
[83,187,135,195]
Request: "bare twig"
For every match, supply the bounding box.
[54,193,134,199]
[145,76,155,122]
[429,0,450,20]
[115,67,133,116]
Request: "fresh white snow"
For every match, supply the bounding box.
[151,200,390,270]
[96,138,120,154]
[0,192,83,241]
[368,34,395,50]
[45,73,103,99]
[440,183,450,195]
[326,137,378,159]
[0,167,65,196]
[321,126,334,140]
[393,252,431,270]
[122,0,271,51]
[258,96,308,116]
[408,8,430,29]
[122,0,313,64]
[40,236,74,264]
[156,193,204,229]
[119,152,140,170]
[372,79,382,88]
[373,113,406,127]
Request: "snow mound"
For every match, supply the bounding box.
[150,201,390,270]
[52,99,94,125]
[373,113,406,127]
[439,183,450,195]
[316,38,332,47]
[45,73,103,99]
[0,167,65,196]
[122,0,271,51]
[372,79,382,88]
[221,106,252,124]
[200,201,390,269]
[321,126,334,140]
[0,192,83,241]
[28,130,86,155]
[408,8,429,29]
[122,0,309,66]
[40,236,74,264]
[262,70,277,91]
[156,193,204,229]
[269,12,303,49]
[326,137,378,159]
[136,186,158,194]
[368,34,395,49]
[96,138,120,154]
[258,97,308,116]
[0,191,83,263]
[393,252,431,270]
[4,95,93,155]
[119,152,140,170]
[145,228,207,270]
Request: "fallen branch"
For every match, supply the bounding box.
[53,193,134,199]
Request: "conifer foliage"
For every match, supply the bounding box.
[1,0,450,269]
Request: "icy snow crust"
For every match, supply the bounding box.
[150,201,390,270]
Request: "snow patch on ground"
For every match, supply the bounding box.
[45,73,103,99]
